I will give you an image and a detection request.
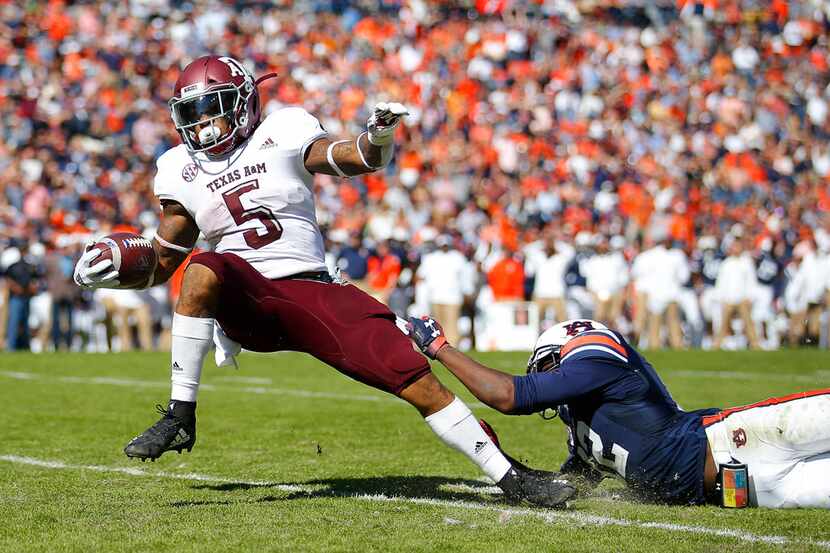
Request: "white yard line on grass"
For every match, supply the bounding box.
[1,454,827,550]
[213,376,274,385]
[0,454,306,492]
[0,370,397,404]
[0,370,488,409]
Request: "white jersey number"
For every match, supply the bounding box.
[222,179,282,249]
[575,420,630,478]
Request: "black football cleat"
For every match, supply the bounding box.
[124,400,196,461]
[497,464,576,508]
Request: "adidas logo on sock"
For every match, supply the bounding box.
[474,441,488,455]
[260,137,277,150]
[172,362,182,371]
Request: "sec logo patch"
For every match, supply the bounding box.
[182,163,199,182]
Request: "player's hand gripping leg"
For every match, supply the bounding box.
[124,263,219,461]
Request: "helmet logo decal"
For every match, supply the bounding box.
[219,56,247,78]
[563,320,595,336]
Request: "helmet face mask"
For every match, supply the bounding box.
[173,89,238,127]
[170,85,247,155]
[526,343,562,375]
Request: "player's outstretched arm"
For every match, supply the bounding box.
[437,346,517,413]
[151,200,200,285]
[407,316,517,414]
[304,102,408,176]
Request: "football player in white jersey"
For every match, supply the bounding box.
[73,55,574,508]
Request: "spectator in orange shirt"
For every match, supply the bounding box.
[366,241,402,303]
[488,246,525,302]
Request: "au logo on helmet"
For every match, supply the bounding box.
[563,320,596,336]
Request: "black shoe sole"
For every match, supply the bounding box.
[502,487,575,509]
[124,445,193,462]
[498,469,576,508]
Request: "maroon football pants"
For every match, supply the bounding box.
[189,252,430,395]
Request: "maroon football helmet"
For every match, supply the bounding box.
[169,55,276,157]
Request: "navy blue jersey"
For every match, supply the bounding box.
[755,252,782,288]
[513,329,717,504]
[691,249,723,287]
[564,250,589,287]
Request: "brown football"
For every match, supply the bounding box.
[91,232,157,288]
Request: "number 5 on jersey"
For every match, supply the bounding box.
[222,179,282,249]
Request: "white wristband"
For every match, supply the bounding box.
[359,132,394,170]
[367,127,394,146]
[154,233,193,254]
[326,140,350,178]
[356,132,374,169]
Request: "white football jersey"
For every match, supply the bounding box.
[153,107,328,279]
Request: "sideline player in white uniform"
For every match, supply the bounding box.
[407,316,830,508]
[73,55,573,507]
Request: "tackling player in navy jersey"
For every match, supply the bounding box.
[407,317,830,508]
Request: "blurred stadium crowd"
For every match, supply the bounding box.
[2,0,830,352]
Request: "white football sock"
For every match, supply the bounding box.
[425,396,512,482]
[170,313,214,403]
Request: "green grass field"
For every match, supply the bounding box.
[1,349,829,552]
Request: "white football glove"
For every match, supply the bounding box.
[366,102,409,146]
[73,242,120,289]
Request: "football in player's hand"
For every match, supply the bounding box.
[90,232,157,288]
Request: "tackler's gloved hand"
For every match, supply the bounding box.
[405,315,450,359]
